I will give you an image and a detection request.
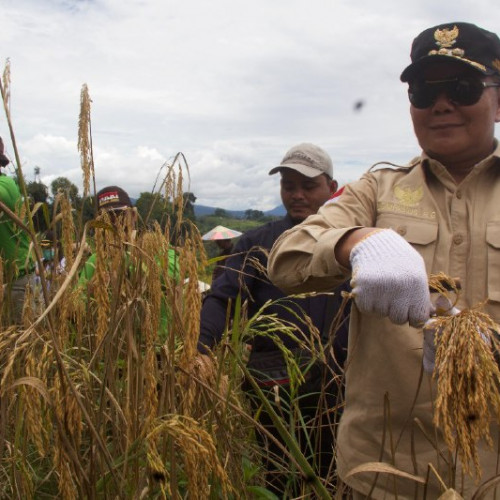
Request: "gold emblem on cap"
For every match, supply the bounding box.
[434,26,459,48]
[430,26,464,57]
[394,185,423,207]
[428,25,486,72]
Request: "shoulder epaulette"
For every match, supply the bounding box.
[368,157,421,173]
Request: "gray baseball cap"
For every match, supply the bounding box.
[269,143,333,178]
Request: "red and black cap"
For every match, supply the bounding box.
[97,186,132,212]
[400,22,500,82]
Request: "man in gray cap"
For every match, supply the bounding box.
[268,142,336,223]
[198,143,350,496]
[269,22,500,498]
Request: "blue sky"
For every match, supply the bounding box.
[1,0,499,209]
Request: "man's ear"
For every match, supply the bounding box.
[330,179,338,195]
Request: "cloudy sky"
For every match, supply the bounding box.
[1,0,499,210]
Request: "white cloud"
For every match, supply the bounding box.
[1,0,499,210]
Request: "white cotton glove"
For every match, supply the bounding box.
[350,229,432,327]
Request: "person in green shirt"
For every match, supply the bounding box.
[0,137,33,324]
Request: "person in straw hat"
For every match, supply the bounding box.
[201,225,242,282]
[269,21,500,498]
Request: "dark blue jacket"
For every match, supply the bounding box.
[198,215,349,367]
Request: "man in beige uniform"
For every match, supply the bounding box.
[268,22,500,499]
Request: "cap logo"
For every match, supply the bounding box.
[283,151,325,173]
[432,26,460,51]
[429,25,486,72]
[99,191,120,206]
[285,151,314,165]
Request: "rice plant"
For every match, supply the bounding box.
[9,60,500,499]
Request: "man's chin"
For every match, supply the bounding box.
[288,209,311,223]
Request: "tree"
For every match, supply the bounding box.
[27,180,49,204]
[81,196,96,226]
[214,208,227,218]
[182,192,197,220]
[51,176,79,204]
[27,166,49,204]
[26,180,50,232]
[245,209,264,221]
[136,192,171,229]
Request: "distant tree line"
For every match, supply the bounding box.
[212,207,269,221]
[25,168,198,241]
[25,167,276,245]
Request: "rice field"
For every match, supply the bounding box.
[3,60,500,500]
[0,66,345,499]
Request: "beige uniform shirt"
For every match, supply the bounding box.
[268,142,500,499]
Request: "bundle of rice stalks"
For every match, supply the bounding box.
[428,273,500,479]
[147,414,233,499]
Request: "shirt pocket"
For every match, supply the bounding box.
[486,222,500,303]
[376,214,438,270]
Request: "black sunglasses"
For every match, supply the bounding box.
[408,76,500,109]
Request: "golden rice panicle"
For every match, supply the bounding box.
[54,445,78,500]
[428,272,461,308]
[153,222,177,294]
[23,345,51,458]
[22,275,37,327]
[148,415,232,499]
[179,236,202,360]
[137,234,161,428]
[78,83,93,197]
[163,163,175,206]
[65,378,83,451]
[52,376,79,499]
[142,306,159,429]
[166,157,189,236]
[94,225,111,345]
[47,195,76,346]
[175,168,185,225]
[0,328,22,390]
[139,230,162,339]
[146,442,171,496]
[59,192,76,273]
[66,281,86,343]
[2,58,11,110]
[433,302,500,479]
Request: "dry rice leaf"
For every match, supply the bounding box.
[345,461,426,484]
[7,376,51,403]
[470,474,500,500]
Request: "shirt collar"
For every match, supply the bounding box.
[422,138,500,180]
